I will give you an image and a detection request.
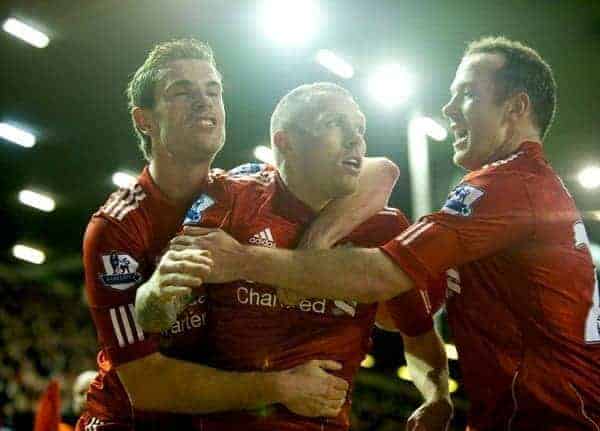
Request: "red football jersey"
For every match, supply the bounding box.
[80,166,243,429]
[188,171,436,431]
[382,142,600,430]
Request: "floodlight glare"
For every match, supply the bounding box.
[19,190,55,212]
[414,117,448,141]
[578,166,600,190]
[0,122,36,148]
[397,365,412,381]
[315,50,354,79]
[112,172,137,188]
[368,64,414,108]
[360,354,375,368]
[449,378,459,394]
[260,0,320,45]
[3,18,49,48]
[254,145,276,165]
[13,244,46,264]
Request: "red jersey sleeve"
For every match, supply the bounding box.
[83,215,159,366]
[381,170,535,295]
[355,210,440,337]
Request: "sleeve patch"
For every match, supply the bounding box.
[441,184,485,217]
[100,252,141,290]
[227,163,265,177]
[184,193,216,225]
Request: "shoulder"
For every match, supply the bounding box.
[85,182,150,253]
[215,163,276,195]
[347,207,410,246]
[441,152,540,218]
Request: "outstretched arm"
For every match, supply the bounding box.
[298,157,399,249]
[172,227,415,303]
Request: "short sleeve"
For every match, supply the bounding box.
[381,171,535,295]
[83,216,159,366]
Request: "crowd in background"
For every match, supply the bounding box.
[0,278,96,429]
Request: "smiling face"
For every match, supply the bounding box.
[442,53,513,171]
[147,59,225,163]
[288,93,367,199]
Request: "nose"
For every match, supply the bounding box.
[442,96,457,120]
[191,91,211,111]
[346,131,366,153]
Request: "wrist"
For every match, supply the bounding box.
[257,371,286,405]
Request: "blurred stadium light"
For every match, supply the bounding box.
[360,354,375,368]
[2,17,49,48]
[0,122,36,147]
[315,49,354,79]
[259,0,320,46]
[112,171,137,188]
[397,365,411,381]
[367,64,414,108]
[407,115,433,220]
[12,244,46,264]
[412,117,448,141]
[18,190,55,212]
[254,145,275,165]
[578,166,600,189]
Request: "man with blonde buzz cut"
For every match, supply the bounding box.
[191,37,600,430]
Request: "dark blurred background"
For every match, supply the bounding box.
[0,1,599,429]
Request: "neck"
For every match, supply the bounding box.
[490,124,542,164]
[149,149,212,207]
[278,163,331,213]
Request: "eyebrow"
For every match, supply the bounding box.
[165,79,222,92]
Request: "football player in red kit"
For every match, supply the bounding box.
[79,39,399,430]
[191,38,600,430]
[164,83,452,430]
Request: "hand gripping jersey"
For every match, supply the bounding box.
[381,142,600,430]
[79,166,254,430]
[186,167,439,431]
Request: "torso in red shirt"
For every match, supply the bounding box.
[188,169,436,431]
[382,142,600,430]
[79,166,247,430]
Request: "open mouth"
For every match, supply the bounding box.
[193,116,217,128]
[341,156,362,175]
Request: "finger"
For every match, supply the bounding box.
[159,273,204,289]
[160,261,213,279]
[160,285,192,300]
[183,226,221,235]
[328,376,349,392]
[318,405,342,418]
[165,250,213,265]
[313,360,343,371]
[170,236,212,248]
[325,387,347,401]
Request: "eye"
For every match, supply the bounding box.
[325,118,343,128]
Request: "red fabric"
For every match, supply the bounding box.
[381,142,600,429]
[195,173,435,430]
[34,380,61,431]
[82,166,255,427]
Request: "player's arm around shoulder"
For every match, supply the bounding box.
[299,157,399,248]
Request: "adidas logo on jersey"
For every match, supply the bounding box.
[248,228,276,247]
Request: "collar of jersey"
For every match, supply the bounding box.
[270,172,318,225]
